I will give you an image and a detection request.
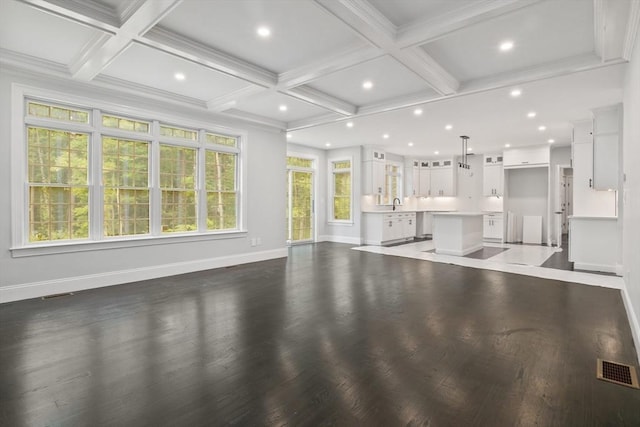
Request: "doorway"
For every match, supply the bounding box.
[286,156,315,244]
[560,168,573,234]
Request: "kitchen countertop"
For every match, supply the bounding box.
[568,215,618,220]
[362,209,455,213]
[431,211,485,216]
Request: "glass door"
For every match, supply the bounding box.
[286,157,314,244]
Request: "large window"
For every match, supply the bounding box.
[21,99,242,247]
[330,159,352,222]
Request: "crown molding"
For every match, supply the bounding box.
[286,112,344,131]
[284,85,356,116]
[221,109,287,130]
[143,26,277,88]
[206,86,267,112]
[278,45,382,89]
[396,0,542,48]
[18,0,119,33]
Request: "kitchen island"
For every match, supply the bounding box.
[432,212,484,256]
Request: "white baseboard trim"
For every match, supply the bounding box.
[318,235,362,245]
[436,244,484,257]
[574,262,617,274]
[0,248,288,303]
[621,284,640,366]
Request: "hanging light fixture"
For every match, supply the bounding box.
[458,135,471,170]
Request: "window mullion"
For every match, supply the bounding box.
[197,130,207,232]
[90,109,103,240]
[150,120,161,236]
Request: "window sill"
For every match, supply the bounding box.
[10,230,248,258]
[327,220,354,226]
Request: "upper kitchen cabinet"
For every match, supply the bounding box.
[483,154,503,196]
[404,160,431,197]
[362,146,385,196]
[503,146,550,169]
[430,159,456,197]
[592,104,621,191]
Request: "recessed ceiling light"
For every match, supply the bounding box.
[286,133,292,139]
[527,111,537,118]
[510,89,522,97]
[414,108,423,116]
[174,72,185,81]
[362,80,373,90]
[538,125,547,131]
[279,105,287,112]
[500,40,514,51]
[548,139,555,143]
[467,147,473,151]
[346,121,354,128]
[325,142,331,147]
[382,133,389,139]
[445,124,453,130]
[408,142,414,147]
[434,151,439,155]
[257,26,271,38]
[505,143,511,148]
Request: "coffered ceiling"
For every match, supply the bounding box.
[1,0,638,157]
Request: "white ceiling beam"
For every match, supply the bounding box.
[17,0,120,32]
[313,0,459,95]
[278,45,382,89]
[287,112,345,132]
[222,110,287,130]
[284,86,357,116]
[69,0,183,81]
[396,0,543,48]
[142,27,277,88]
[622,0,640,60]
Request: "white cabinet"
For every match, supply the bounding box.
[363,212,416,245]
[592,104,620,190]
[503,146,550,169]
[418,161,431,197]
[483,213,504,241]
[483,154,503,196]
[416,212,433,236]
[572,120,617,216]
[362,147,386,195]
[429,159,456,196]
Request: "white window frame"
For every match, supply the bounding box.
[286,152,318,243]
[383,160,404,204]
[10,84,248,258]
[328,157,353,224]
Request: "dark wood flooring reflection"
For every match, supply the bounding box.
[1,243,639,426]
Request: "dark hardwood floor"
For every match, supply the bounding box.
[1,242,638,426]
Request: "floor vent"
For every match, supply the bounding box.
[597,359,639,389]
[41,292,74,300]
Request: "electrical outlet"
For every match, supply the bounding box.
[257,237,262,245]
[250,238,256,247]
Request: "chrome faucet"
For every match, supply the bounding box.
[392,197,401,211]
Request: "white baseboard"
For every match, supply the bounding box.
[621,285,640,366]
[574,262,617,274]
[0,248,288,303]
[436,243,484,257]
[318,235,362,245]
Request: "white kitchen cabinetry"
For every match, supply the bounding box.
[430,159,456,196]
[404,160,420,196]
[483,154,503,196]
[418,161,431,197]
[416,212,433,237]
[572,120,616,216]
[362,147,385,195]
[363,212,416,245]
[592,104,620,191]
[503,146,550,169]
[483,213,504,241]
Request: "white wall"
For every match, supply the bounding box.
[0,68,287,302]
[622,27,640,362]
[505,167,549,243]
[286,143,327,240]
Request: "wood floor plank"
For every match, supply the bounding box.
[1,242,638,426]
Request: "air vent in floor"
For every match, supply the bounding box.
[597,359,639,389]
